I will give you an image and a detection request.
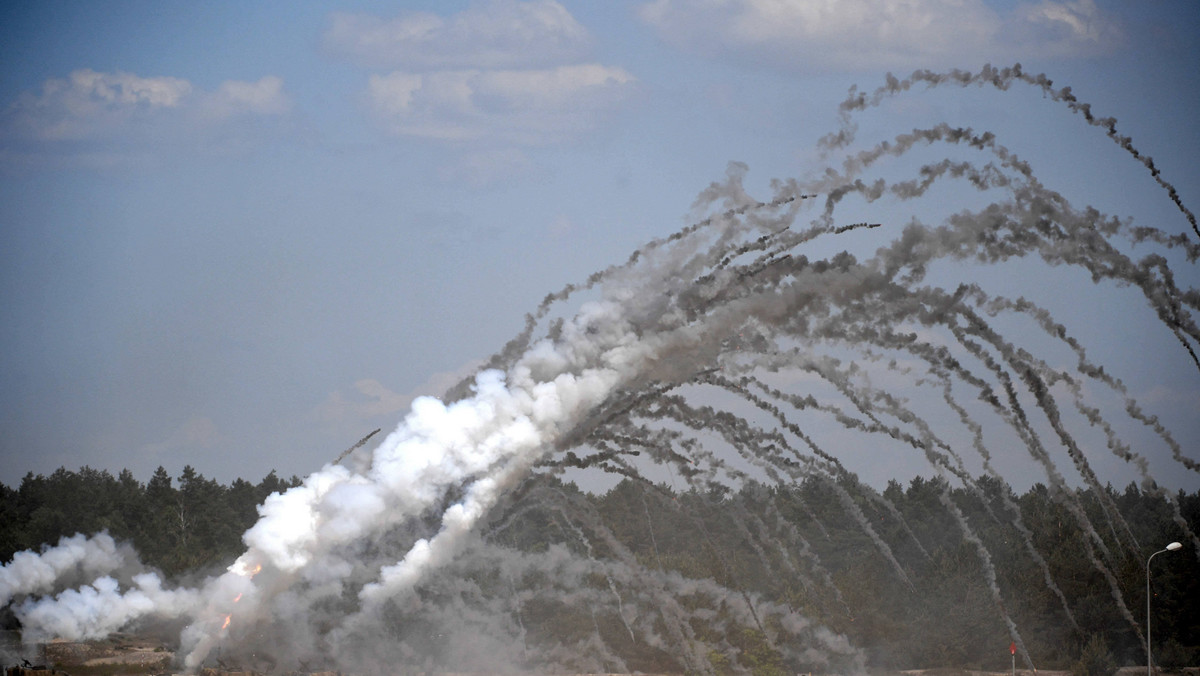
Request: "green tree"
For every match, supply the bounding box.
[1070,635,1118,676]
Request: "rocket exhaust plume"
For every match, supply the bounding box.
[2,64,1197,675]
[0,533,138,608]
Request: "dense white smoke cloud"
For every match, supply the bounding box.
[0,533,136,607]
[178,288,716,667]
[15,573,201,643]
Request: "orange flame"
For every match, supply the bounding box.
[230,559,264,578]
[233,593,243,603]
[221,615,231,631]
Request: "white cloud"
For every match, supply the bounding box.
[1004,0,1120,56]
[201,76,291,120]
[324,0,591,70]
[4,70,193,141]
[366,64,635,143]
[2,69,291,146]
[68,69,192,108]
[329,1,635,147]
[637,0,1122,72]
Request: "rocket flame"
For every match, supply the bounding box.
[228,558,262,578]
[221,615,231,631]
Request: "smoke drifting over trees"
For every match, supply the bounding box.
[2,470,1198,672]
[2,64,1198,674]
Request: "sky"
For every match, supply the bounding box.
[1,0,1198,492]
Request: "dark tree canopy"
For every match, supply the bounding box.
[2,468,1197,672]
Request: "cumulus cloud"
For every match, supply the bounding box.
[1004,0,1121,54]
[0,69,291,160]
[323,0,591,70]
[328,1,636,145]
[637,0,1122,72]
[3,70,192,141]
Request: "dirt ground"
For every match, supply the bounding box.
[7,640,1200,676]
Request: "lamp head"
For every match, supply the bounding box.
[1166,542,1182,551]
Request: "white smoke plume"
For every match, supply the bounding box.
[0,533,139,607]
[15,573,201,643]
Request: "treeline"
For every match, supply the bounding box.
[494,474,1200,673]
[1,467,1198,672]
[0,466,300,575]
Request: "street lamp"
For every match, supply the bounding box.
[1147,541,1182,676]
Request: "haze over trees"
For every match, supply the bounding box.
[2,466,1197,674]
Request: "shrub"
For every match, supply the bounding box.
[1070,635,1118,676]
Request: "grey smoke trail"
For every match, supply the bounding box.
[824,64,1199,244]
[933,480,1034,669]
[744,339,1048,666]
[937,374,1083,633]
[764,287,1093,636]
[3,66,1196,674]
[703,371,925,583]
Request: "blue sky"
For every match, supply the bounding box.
[1,0,1197,491]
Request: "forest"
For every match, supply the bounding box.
[2,465,1197,675]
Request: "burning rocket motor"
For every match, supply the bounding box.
[182,428,380,669]
[178,556,265,670]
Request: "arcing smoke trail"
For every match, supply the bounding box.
[2,66,1197,674]
[824,64,1200,244]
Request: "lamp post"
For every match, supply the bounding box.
[1147,541,1182,676]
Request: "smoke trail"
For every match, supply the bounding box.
[937,373,1083,633]
[824,64,1200,244]
[3,66,1196,674]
